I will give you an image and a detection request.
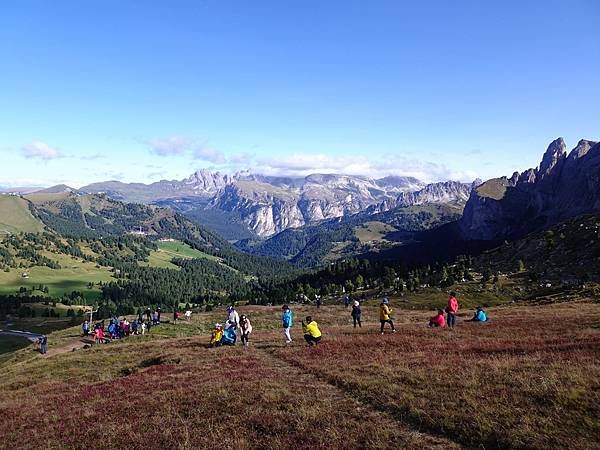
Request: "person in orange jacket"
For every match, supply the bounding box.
[446,292,459,328]
[429,309,446,328]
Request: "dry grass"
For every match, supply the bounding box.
[0,301,598,449]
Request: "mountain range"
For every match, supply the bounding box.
[79,171,471,238]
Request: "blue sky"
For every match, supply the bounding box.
[0,0,598,187]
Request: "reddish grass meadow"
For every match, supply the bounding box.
[0,301,598,449]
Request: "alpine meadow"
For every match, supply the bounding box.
[0,2,599,450]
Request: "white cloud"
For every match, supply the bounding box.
[194,145,226,164]
[146,136,191,156]
[252,153,478,183]
[21,141,62,160]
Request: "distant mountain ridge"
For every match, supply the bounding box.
[461,138,600,240]
[79,170,475,237]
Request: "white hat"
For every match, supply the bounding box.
[353,300,359,306]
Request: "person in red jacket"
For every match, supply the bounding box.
[429,309,446,328]
[446,291,459,328]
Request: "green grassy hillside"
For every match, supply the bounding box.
[143,240,221,269]
[0,196,45,234]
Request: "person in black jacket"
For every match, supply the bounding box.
[351,300,362,328]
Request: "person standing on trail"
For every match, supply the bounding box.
[302,316,322,346]
[38,335,47,354]
[446,292,459,329]
[316,295,322,309]
[429,309,446,328]
[239,314,253,346]
[145,307,151,322]
[156,307,161,323]
[344,295,350,309]
[379,298,396,334]
[82,320,90,336]
[351,300,362,328]
[227,305,240,329]
[282,305,293,344]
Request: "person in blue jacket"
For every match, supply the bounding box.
[469,306,488,322]
[221,321,237,345]
[282,305,293,344]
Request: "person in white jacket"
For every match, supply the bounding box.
[227,305,240,329]
[239,315,253,346]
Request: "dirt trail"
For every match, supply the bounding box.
[42,336,94,357]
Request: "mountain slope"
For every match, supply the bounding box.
[81,171,437,237]
[461,138,600,240]
[0,195,45,234]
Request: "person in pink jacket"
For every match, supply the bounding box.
[446,291,459,328]
[429,309,446,328]
[239,315,253,346]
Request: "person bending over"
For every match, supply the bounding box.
[302,316,322,346]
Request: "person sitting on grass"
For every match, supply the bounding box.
[428,309,446,328]
[239,314,253,347]
[210,323,224,347]
[468,306,488,322]
[221,321,237,346]
[379,298,396,335]
[302,316,322,346]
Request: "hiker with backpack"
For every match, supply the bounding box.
[379,298,396,334]
[239,314,253,346]
[351,300,362,328]
[446,292,459,328]
[302,316,322,346]
[282,305,293,344]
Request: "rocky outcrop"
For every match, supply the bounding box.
[460,138,600,240]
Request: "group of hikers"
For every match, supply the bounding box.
[427,291,488,328]
[209,304,322,347]
[209,306,257,347]
[82,306,168,344]
[207,292,486,348]
[36,291,488,354]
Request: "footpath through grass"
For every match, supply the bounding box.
[0,301,598,449]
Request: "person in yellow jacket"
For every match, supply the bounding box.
[302,316,322,346]
[209,323,224,347]
[379,298,396,334]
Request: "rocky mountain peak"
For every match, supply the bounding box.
[538,137,566,177]
[567,139,598,161]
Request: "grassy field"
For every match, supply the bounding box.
[143,240,221,269]
[0,195,45,233]
[0,252,113,300]
[0,299,597,449]
[354,221,396,242]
